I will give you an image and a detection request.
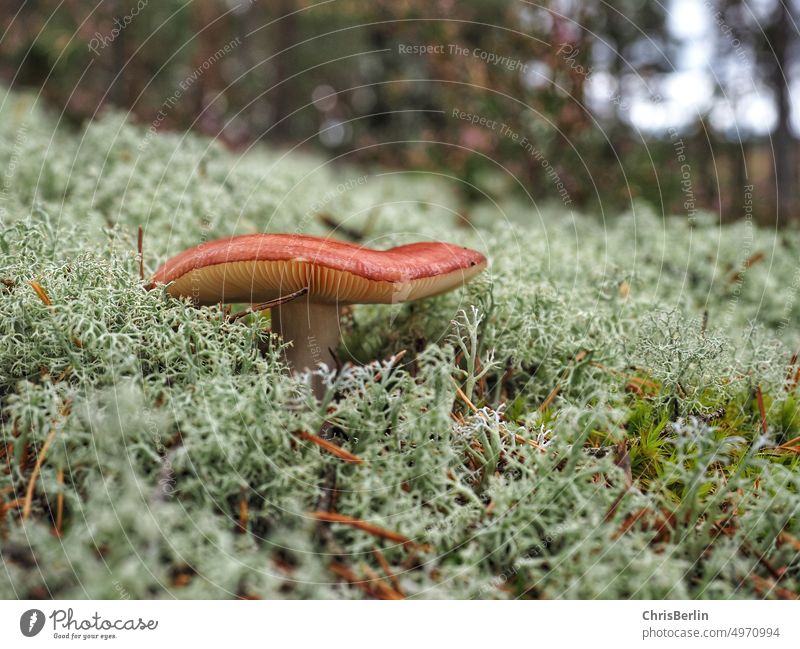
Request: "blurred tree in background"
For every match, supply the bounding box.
[0,0,798,224]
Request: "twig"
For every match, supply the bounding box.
[227,287,309,322]
[309,511,430,551]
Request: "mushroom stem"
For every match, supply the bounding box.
[272,297,340,385]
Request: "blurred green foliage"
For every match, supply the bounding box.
[1,0,765,221]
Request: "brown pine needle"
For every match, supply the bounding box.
[513,433,542,450]
[328,562,378,598]
[360,562,404,600]
[238,487,249,533]
[295,430,364,464]
[539,383,561,412]
[309,511,430,551]
[228,287,309,322]
[371,546,405,596]
[778,531,800,552]
[751,574,798,600]
[22,426,58,520]
[0,499,24,528]
[29,280,52,306]
[540,350,589,412]
[453,382,478,413]
[374,350,408,381]
[756,385,768,435]
[779,434,800,449]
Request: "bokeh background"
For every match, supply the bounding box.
[2,0,797,225]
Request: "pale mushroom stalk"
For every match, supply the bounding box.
[272,297,340,373]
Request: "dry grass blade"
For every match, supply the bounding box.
[295,430,364,464]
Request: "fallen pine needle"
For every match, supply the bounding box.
[778,531,800,552]
[756,385,768,435]
[328,562,378,598]
[295,431,363,464]
[372,546,405,596]
[453,381,478,413]
[514,433,542,450]
[238,487,249,533]
[540,350,589,412]
[751,574,798,600]
[360,562,404,600]
[22,426,58,520]
[539,383,561,412]
[310,511,430,551]
[29,280,52,306]
[374,350,407,381]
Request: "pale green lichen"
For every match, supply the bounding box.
[1,87,799,599]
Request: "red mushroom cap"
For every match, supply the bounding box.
[150,233,487,305]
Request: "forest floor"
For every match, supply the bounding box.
[1,88,799,599]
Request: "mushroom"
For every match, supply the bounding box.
[150,233,487,384]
